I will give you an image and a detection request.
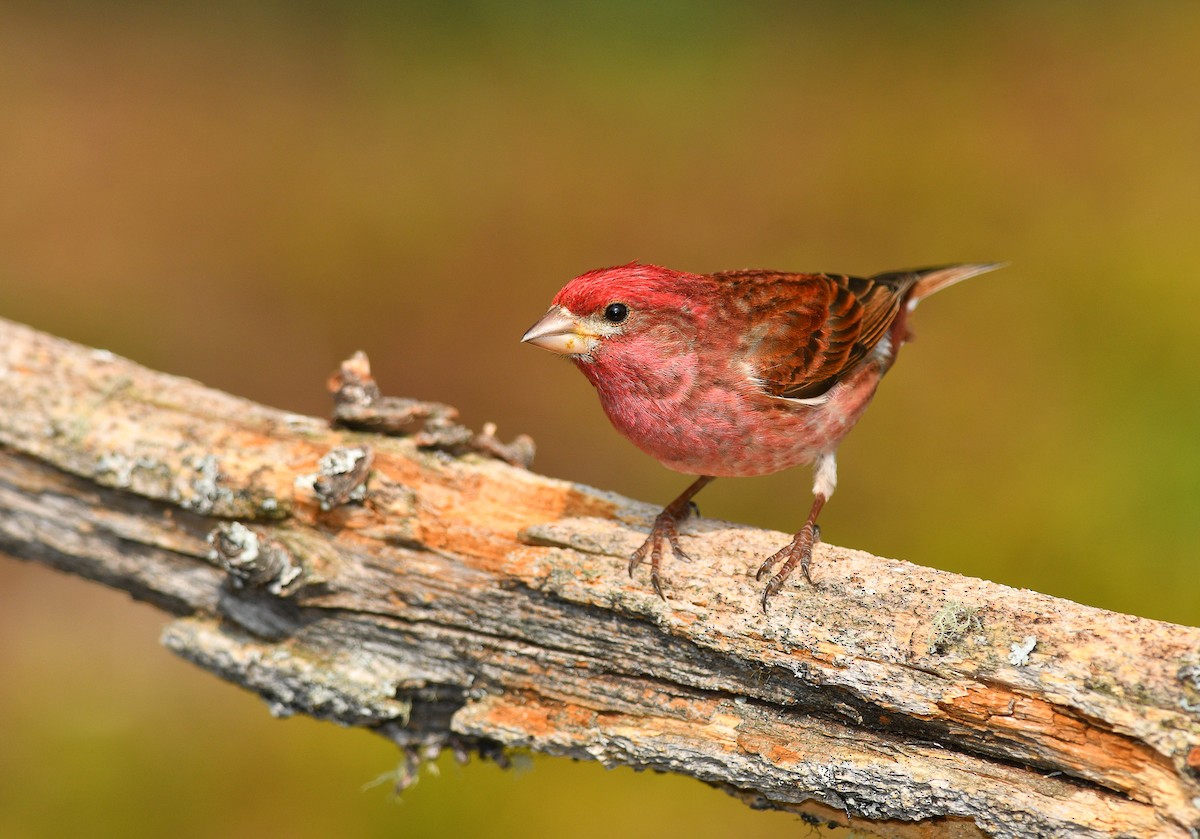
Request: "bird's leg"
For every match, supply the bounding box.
[756,452,837,611]
[756,495,826,610]
[629,475,714,600]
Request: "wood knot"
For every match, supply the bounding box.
[207,522,303,596]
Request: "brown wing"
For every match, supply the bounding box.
[713,269,916,399]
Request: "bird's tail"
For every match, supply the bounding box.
[900,263,1006,305]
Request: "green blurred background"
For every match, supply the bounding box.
[2,2,1198,837]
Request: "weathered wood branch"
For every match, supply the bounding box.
[1,316,1197,838]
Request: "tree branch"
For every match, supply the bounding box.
[0,316,1197,838]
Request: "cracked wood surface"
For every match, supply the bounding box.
[0,316,1198,838]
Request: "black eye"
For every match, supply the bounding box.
[603,303,628,323]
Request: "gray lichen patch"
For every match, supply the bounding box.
[1008,635,1038,667]
[94,448,287,520]
[94,451,175,497]
[249,492,288,519]
[175,453,235,515]
[1179,662,1200,713]
[930,601,986,654]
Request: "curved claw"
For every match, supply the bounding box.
[754,544,787,581]
[626,476,713,600]
[628,510,692,600]
[757,524,821,612]
[650,572,666,601]
[760,576,782,613]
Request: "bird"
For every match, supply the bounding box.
[521,262,1000,611]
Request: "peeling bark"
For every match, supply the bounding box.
[0,317,1197,838]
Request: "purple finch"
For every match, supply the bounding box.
[522,262,999,610]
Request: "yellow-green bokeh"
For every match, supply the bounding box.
[2,3,1198,837]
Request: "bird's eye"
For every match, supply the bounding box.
[603,303,628,323]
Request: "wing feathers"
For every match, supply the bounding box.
[714,264,995,400]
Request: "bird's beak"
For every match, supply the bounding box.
[521,306,598,356]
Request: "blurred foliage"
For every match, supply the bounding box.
[1,2,1198,837]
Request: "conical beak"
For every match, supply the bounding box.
[521,306,598,356]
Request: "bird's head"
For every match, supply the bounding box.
[521,263,711,366]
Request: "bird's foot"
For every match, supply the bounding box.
[755,524,821,612]
[629,506,696,600]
